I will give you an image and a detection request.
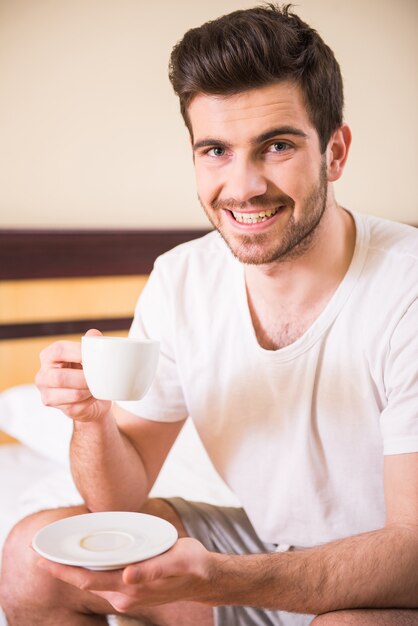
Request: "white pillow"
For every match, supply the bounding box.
[0,384,72,466]
[0,384,239,506]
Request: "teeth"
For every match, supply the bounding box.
[232,207,279,224]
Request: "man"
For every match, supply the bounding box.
[1,4,417,626]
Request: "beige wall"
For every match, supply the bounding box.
[0,0,416,229]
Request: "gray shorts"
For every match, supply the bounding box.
[166,498,315,626]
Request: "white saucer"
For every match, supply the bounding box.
[32,511,178,570]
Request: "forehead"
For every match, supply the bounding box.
[188,81,315,141]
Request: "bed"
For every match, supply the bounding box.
[0,228,239,626]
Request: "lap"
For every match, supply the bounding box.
[165,498,314,626]
[2,501,213,625]
[4,501,417,626]
[164,499,418,626]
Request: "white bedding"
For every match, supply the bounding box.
[0,444,61,561]
[0,384,239,625]
[0,443,140,626]
[0,444,62,626]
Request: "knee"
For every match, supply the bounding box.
[141,498,188,538]
[311,612,350,625]
[0,506,87,610]
[311,611,369,625]
[312,609,418,625]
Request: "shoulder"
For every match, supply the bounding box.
[140,231,240,329]
[153,230,234,278]
[158,230,226,258]
[356,211,418,262]
[350,211,418,332]
[353,212,418,290]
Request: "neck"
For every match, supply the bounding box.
[244,205,356,307]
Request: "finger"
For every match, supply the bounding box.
[52,397,110,421]
[123,549,181,585]
[40,340,82,368]
[84,328,103,337]
[37,366,88,390]
[37,558,123,592]
[123,538,206,586]
[38,387,92,407]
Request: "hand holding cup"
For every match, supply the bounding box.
[36,329,159,422]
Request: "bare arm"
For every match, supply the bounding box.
[36,332,184,512]
[70,409,183,512]
[205,452,418,613]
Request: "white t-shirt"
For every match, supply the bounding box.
[120,211,418,547]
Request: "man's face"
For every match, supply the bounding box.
[188,82,331,265]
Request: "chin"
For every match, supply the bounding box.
[221,232,279,265]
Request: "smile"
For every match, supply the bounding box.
[231,207,280,224]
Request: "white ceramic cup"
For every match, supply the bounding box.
[81,336,160,401]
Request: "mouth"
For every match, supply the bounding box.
[229,206,281,224]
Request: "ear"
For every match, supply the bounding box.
[326,123,352,182]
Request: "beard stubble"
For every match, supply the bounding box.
[200,158,329,266]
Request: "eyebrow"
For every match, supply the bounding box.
[192,126,308,152]
[255,126,308,143]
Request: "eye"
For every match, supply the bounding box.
[207,146,226,157]
[268,141,291,153]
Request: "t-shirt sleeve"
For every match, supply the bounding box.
[380,297,418,455]
[117,259,188,423]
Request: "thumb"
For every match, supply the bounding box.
[123,558,165,584]
[84,328,103,337]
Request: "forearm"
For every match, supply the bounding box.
[210,525,418,614]
[70,410,149,512]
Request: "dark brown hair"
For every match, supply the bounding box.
[169,3,344,152]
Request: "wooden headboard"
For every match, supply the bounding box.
[0,228,208,441]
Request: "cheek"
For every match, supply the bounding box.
[267,165,299,200]
[269,158,319,200]
[195,166,223,204]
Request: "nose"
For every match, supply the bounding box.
[223,155,267,204]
